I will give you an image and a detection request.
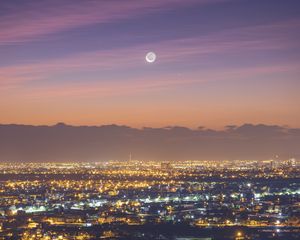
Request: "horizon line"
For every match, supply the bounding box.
[0,122,296,130]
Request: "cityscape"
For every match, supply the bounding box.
[1,0,300,239]
[0,159,299,239]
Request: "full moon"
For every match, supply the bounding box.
[145,52,156,63]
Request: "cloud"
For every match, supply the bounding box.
[1,17,299,95]
[1,60,298,100]
[0,123,298,161]
[0,0,216,45]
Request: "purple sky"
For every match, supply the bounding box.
[1,0,300,128]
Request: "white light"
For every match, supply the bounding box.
[146,52,156,63]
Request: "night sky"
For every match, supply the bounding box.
[1,0,300,129]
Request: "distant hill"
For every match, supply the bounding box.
[0,123,299,162]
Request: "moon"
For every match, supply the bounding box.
[145,52,156,63]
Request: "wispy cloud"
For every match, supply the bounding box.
[0,0,217,45]
[1,17,298,92]
[4,62,298,100]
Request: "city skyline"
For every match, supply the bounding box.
[1,0,300,128]
[0,160,299,239]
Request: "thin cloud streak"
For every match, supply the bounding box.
[11,62,300,99]
[0,18,298,90]
[0,0,215,45]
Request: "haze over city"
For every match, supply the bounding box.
[0,123,300,162]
